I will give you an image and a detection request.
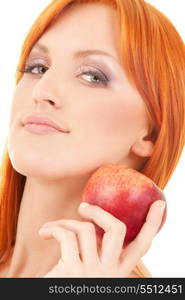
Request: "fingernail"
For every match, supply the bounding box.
[79,202,90,209]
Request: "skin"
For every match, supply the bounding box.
[1,2,164,277]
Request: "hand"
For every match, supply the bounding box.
[38,200,165,277]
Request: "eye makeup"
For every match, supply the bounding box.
[25,51,115,79]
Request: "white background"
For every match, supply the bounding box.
[0,1,184,277]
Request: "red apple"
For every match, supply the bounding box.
[82,164,167,246]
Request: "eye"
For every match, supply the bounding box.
[18,63,48,75]
[79,69,109,86]
[18,63,110,87]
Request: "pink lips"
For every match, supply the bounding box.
[22,114,69,134]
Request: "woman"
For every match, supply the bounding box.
[0,0,184,277]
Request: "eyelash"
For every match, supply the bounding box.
[18,63,109,87]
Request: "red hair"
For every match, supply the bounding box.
[0,0,185,277]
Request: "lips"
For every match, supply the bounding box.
[22,114,69,133]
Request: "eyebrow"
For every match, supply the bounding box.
[31,42,119,63]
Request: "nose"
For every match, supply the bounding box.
[32,70,62,109]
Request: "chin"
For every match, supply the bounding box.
[8,149,53,178]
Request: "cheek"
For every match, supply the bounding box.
[8,81,28,127]
[81,97,144,138]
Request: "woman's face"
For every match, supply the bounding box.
[7,2,152,180]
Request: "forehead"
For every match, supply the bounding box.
[36,2,120,59]
[48,2,118,30]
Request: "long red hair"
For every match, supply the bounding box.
[0,0,185,277]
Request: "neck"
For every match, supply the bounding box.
[6,174,89,277]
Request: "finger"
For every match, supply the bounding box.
[78,202,127,265]
[119,200,166,275]
[100,223,127,266]
[42,219,99,264]
[39,225,81,265]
